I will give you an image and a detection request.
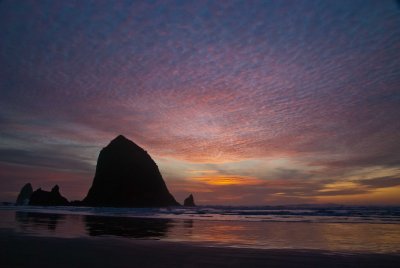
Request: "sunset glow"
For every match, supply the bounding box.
[0,0,399,205]
[192,176,263,186]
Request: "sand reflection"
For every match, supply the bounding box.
[84,215,174,239]
[7,210,400,253]
[16,211,65,231]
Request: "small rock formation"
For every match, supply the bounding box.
[184,194,196,206]
[83,135,180,207]
[29,185,69,206]
[70,200,84,206]
[15,183,33,205]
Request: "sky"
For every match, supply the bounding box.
[0,0,400,205]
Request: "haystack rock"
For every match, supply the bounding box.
[183,194,196,206]
[29,185,69,206]
[83,135,179,207]
[15,183,33,205]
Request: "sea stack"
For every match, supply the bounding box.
[15,183,33,205]
[183,194,196,206]
[29,185,69,206]
[83,135,179,207]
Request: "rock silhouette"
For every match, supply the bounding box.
[15,183,33,205]
[83,135,179,207]
[29,185,69,206]
[184,194,196,206]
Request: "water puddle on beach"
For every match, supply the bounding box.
[1,206,400,254]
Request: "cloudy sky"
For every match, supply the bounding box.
[1,0,399,205]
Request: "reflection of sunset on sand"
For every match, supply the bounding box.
[2,206,400,267]
[2,209,399,254]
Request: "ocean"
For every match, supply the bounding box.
[1,205,399,254]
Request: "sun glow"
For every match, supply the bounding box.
[192,175,263,186]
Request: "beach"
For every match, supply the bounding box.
[1,206,400,267]
[1,230,400,268]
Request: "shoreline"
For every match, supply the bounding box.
[1,230,399,268]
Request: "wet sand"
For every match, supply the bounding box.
[1,230,399,268]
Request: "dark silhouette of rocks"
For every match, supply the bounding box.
[70,200,84,206]
[83,135,179,207]
[184,194,196,206]
[29,185,69,206]
[15,183,33,205]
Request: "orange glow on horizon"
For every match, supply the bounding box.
[192,175,263,186]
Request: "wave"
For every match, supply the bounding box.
[1,205,399,224]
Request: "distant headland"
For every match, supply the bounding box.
[16,135,195,208]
